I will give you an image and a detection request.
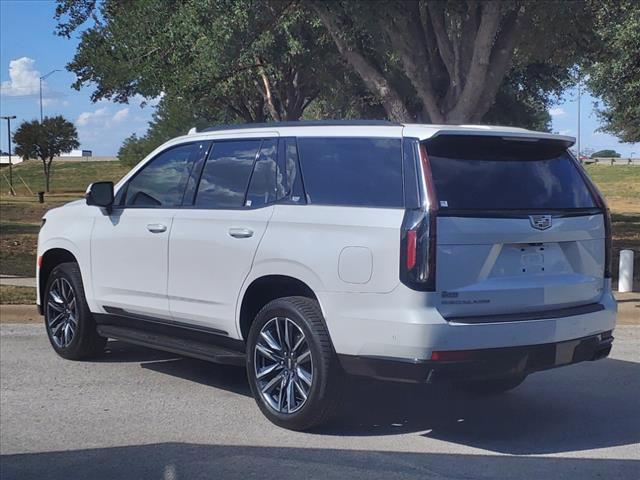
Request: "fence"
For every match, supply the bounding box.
[584,157,640,166]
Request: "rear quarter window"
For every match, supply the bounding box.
[425,135,596,211]
[296,137,403,208]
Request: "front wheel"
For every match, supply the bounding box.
[44,262,106,360]
[246,296,342,431]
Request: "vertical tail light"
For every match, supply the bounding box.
[598,200,612,278]
[406,229,417,270]
[601,204,612,279]
[400,143,437,291]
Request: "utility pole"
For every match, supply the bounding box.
[1,115,17,195]
[39,69,61,123]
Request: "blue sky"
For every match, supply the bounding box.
[1,0,638,157]
[0,0,156,156]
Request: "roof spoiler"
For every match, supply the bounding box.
[430,129,575,149]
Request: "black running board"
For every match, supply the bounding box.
[96,325,246,367]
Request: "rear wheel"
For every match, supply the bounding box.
[457,375,526,395]
[246,296,342,430]
[44,262,106,360]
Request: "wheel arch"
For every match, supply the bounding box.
[238,275,325,342]
[39,248,79,312]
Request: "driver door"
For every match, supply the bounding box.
[90,141,210,319]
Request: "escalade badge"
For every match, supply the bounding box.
[529,214,552,230]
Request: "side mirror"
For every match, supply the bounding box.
[86,181,114,210]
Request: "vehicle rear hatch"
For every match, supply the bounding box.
[424,134,608,321]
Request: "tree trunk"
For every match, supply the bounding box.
[41,157,52,193]
[309,1,413,122]
[310,0,523,125]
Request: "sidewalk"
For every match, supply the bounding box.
[615,291,640,325]
[0,275,36,287]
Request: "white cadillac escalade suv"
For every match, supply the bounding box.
[37,121,616,430]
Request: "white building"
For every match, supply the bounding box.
[0,155,23,165]
[61,149,92,157]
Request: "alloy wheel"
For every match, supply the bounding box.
[254,317,313,414]
[46,278,78,348]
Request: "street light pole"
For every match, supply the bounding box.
[1,115,17,195]
[39,77,43,122]
[39,69,61,123]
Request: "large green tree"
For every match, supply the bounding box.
[56,0,584,129]
[55,0,356,122]
[584,0,640,143]
[306,0,594,123]
[56,0,637,136]
[13,116,79,192]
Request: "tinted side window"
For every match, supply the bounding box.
[195,140,261,208]
[124,143,199,207]
[246,139,278,207]
[296,137,403,208]
[282,138,305,203]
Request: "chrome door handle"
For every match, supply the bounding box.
[229,227,253,238]
[146,223,167,233]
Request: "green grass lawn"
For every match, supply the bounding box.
[584,165,640,211]
[0,285,36,304]
[0,160,129,196]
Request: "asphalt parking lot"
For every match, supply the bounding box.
[1,323,638,480]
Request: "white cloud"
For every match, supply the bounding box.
[0,57,40,96]
[76,107,109,127]
[559,129,573,136]
[112,108,129,123]
[130,92,164,108]
[1,57,67,109]
[549,107,566,117]
[76,107,131,128]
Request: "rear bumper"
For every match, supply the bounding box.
[338,331,614,383]
[320,283,617,360]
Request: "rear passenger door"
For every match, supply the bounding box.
[255,136,406,294]
[168,135,279,335]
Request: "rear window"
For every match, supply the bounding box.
[195,140,260,208]
[425,136,596,210]
[297,137,403,208]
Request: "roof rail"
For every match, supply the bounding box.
[201,120,401,133]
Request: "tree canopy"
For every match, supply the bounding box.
[55,0,638,145]
[55,0,369,122]
[584,0,640,143]
[13,116,79,192]
[306,0,596,124]
[591,149,621,158]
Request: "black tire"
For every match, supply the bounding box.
[246,296,342,431]
[44,262,106,360]
[457,375,527,395]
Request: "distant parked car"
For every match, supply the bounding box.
[36,121,616,430]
